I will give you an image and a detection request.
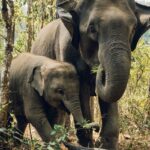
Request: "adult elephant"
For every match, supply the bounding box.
[31,0,150,149]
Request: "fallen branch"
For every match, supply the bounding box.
[64,142,107,150]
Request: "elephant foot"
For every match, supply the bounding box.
[95,137,118,150]
[77,129,94,147]
[78,136,94,148]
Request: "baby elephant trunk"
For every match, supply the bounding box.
[64,96,100,131]
[64,97,85,124]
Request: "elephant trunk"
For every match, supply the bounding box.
[71,101,85,124]
[96,41,131,103]
[63,95,85,125]
[64,95,100,132]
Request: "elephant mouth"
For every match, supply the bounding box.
[60,101,70,114]
[97,64,106,87]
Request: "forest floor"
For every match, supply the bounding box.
[0,119,149,150]
[22,124,150,150]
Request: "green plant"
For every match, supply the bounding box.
[47,125,69,150]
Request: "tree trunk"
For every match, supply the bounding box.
[27,0,33,52]
[0,0,15,128]
[148,79,150,99]
[50,0,54,21]
[90,97,100,123]
[41,1,45,29]
[90,97,95,122]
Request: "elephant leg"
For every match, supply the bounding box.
[95,99,119,150]
[15,116,28,134]
[76,81,93,147]
[26,113,52,142]
[23,95,52,142]
[14,116,28,145]
[25,109,52,143]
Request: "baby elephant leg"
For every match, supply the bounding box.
[14,116,28,145]
[24,103,52,142]
[15,116,28,133]
[29,116,52,142]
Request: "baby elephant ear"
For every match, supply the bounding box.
[131,3,150,50]
[28,66,44,96]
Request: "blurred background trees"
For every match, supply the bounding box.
[0,0,150,149]
[0,0,56,128]
[0,0,15,128]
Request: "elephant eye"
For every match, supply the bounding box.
[88,24,97,33]
[87,23,98,41]
[56,88,65,95]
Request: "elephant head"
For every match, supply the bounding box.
[28,63,82,123]
[28,63,99,130]
[63,0,150,103]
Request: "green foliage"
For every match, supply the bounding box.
[0,0,56,62]
[119,41,150,149]
[0,0,150,149]
[0,51,4,65]
[91,65,99,74]
[48,125,69,150]
[0,124,69,150]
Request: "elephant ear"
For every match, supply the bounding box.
[28,66,44,96]
[56,0,77,35]
[131,2,150,50]
[60,12,80,48]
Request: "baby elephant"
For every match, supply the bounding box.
[9,53,99,142]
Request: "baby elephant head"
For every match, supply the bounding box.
[28,62,85,125]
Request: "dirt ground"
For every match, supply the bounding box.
[24,124,150,150]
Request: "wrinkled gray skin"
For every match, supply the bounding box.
[9,53,99,142]
[31,0,150,149]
